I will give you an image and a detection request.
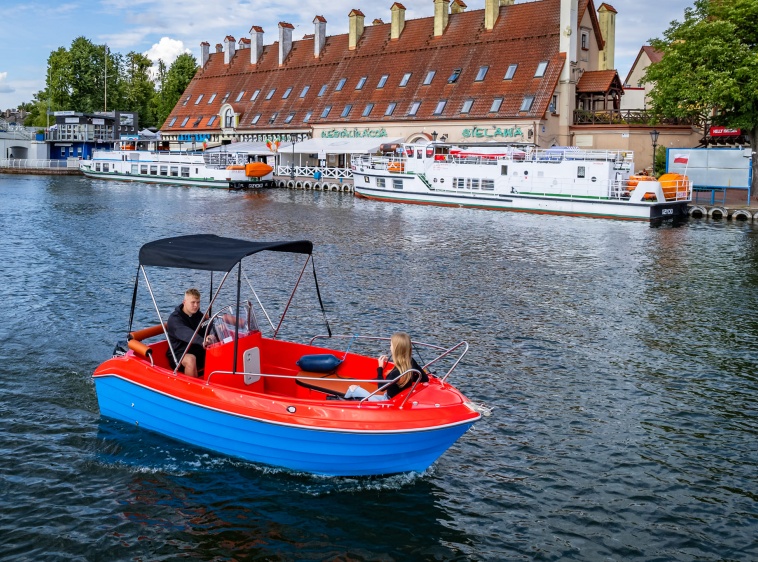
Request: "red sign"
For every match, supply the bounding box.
[710,126,741,137]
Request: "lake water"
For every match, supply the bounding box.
[1,174,756,560]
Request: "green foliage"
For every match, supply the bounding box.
[155,53,198,127]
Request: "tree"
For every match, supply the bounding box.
[156,53,198,127]
[645,0,758,195]
[122,51,157,127]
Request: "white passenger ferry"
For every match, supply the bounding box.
[80,146,274,189]
[352,142,692,221]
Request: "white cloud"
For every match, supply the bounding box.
[0,72,15,94]
[144,37,191,66]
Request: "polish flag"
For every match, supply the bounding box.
[673,154,689,164]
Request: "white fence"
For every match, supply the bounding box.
[0,158,80,169]
[277,165,353,180]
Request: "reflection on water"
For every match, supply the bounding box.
[0,175,756,560]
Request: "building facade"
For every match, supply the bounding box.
[46,110,140,160]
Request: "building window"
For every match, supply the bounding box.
[423,70,436,85]
[265,88,276,100]
[448,68,462,83]
[251,90,260,101]
[490,97,503,112]
[208,93,217,103]
[318,85,328,97]
[581,30,589,50]
[504,64,518,80]
[408,101,421,116]
[549,94,558,114]
[193,116,202,127]
[221,92,230,103]
[356,76,367,90]
[300,85,310,98]
[251,114,261,124]
[385,102,397,116]
[475,66,488,81]
[535,61,548,77]
[399,72,412,87]
[377,74,389,88]
[235,91,246,102]
[461,99,474,114]
[336,78,347,91]
[362,103,374,117]
[321,106,332,118]
[520,96,534,111]
[168,117,177,126]
[269,112,278,124]
[207,115,216,126]
[224,108,235,127]
[433,100,447,115]
[195,94,204,104]
[282,87,293,99]
[284,113,294,123]
[303,111,312,123]
[182,95,190,106]
[341,104,352,117]
[180,116,189,127]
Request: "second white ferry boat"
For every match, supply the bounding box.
[352,142,692,221]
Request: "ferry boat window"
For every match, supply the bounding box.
[250,90,259,101]
[482,179,495,190]
[131,164,138,174]
[433,100,447,115]
[251,114,261,124]
[180,117,190,127]
[500,165,508,176]
[195,94,204,105]
[377,74,389,88]
[356,77,367,90]
[535,61,548,78]
[454,178,465,189]
[377,178,385,188]
[448,68,462,83]
[318,85,328,97]
[303,111,312,123]
[168,117,177,127]
[461,99,474,114]
[423,71,436,85]
[321,106,332,118]
[362,103,374,117]
[385,102,397,116]
[103,163,109,172]
[408,101,421,116]
[284,113,295,124]
[181,167,189,177]
[504,64,518,80]
[341,105,353,117]
[170,166,179,177]
[236,91,246,102]
[208,93,217,103]
[160,166,168,176]
[400,73,412,87]
[140,165,148,174]
[475,66,488,81]
[577,166,586,178]
[300,85,310,98]
[221,92,231,103]
[392,179,403,190]
[520,96,534,112]
[95,163,101,172]
[364,176,370,183]
[265,89,276,100]
[207,116,216,126]
[182,95,190,106]
[469,178,480,189]
[336,78,347,91]
[282,87,292,99]
[150,165,158,175]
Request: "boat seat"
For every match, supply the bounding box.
[295,371,377,398]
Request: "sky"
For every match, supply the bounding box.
[0,0,694,111]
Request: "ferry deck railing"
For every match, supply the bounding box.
[277,164,353,179]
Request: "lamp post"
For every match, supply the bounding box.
[431,131,438,142]
[650,129,659,176]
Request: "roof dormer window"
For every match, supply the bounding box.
[385,102,397,116]
[423,70,436,85]
[182,95,190,106]
[363,103,374,117]
[265,88,276,100]
[303,111,312,123]
[408,101,421,116]
[208,93,217,103]
[475,66,488,81]
[284,112,295,123]
[321,106,332,118]
[490,97,503,112]
[520,95,535,111]
[168,117,177,126]
[318,85,328,97]
[399,73,412,87]
[268,112,278,124]
[195,94,204,105]
[335,78,347,91]
[448,69,462,83]
[251,114,261,124]
[341,104,352,117]
[207,115,216,126]
[221,92,230,103]
[504,64,518,80]
[356,77,367,90]
[193,116,202,127]
[377,75,389,88]
[300,85,310,98]
[180,116,190,126]
[461,99,474,114]
[235,91,246,102]
[535,61,548,78]
[251,90,260,101]
[433,100,447,115]
[282,87,292,99]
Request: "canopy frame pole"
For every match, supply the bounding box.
[232,262,242,374]
[273,255,310,338]
[242,270,276,333]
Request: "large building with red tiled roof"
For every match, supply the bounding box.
[162,0,694,162]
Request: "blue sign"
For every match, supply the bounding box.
[177,134,211,142]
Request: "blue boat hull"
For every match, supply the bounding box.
[94,376,476,476]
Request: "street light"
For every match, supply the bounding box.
[431,131,438,141]
[650,129,659,176]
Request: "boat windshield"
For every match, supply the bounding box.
[208,302,259,344]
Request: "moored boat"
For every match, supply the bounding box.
[92,235,482,476]
[352,142,692,221]
[80,146,274,189]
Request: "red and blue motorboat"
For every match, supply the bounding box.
[93,235,482,476]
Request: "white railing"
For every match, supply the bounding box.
[277,165,353,179]
[0,158,80,169]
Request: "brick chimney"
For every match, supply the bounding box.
[215,43,223,54]
[451,0,466,14]
[597,3,616,70]
[349,9,365,50]
[485,0,514,31]
[373,18,384,24]
[223,36,236,64]
[560,0,578,80]
[279,22,294,65]
[391,3,406,40]
[250,26,264,64]
[314,16,327,58]
[434,0,450,37]
[200,41,210,67]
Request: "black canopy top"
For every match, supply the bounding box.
[139,235,313,272]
